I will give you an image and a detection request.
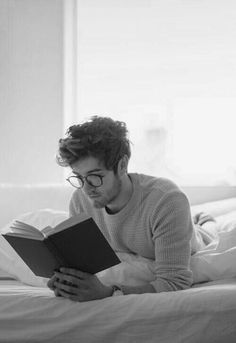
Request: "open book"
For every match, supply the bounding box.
[2,213,120,278]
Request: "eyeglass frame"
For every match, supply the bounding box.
[66,174,105,189]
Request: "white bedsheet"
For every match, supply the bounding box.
[1,202,236,342]
[0,278,236,343]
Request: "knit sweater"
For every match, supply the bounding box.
[69,173,193,292]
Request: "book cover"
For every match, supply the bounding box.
[2,215,121,278]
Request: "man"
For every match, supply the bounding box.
[48,116,194,301]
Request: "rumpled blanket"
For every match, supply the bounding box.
[98,213,236,286]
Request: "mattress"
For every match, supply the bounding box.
[0,278,236,343]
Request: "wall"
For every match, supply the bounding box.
[0,0,64,184]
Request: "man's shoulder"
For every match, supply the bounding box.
[130,173,189,207]
[131,173,182,195]
[131,174,191,222]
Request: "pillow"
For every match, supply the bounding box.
[1,208,236,288]
[191,198,236,218]
[0,209,68,287]
[0,268,14,279]
[215,210,236,232]
[190,214,236,283]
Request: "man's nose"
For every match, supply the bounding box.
[83,181,95,193]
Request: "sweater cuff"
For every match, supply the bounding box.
[150,272,193,293]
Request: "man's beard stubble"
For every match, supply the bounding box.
[91,178,122,209]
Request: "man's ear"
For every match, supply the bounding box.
[118,155,129,176]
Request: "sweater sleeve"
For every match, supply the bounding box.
[150,190,193,292]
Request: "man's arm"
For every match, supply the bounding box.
[47,266,157,301]
[110,190,193,295]
[148,190,193,292]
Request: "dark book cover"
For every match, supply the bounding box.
[2,217,121,278]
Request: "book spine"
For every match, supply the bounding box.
[44,237,67,268]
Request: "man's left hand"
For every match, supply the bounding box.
[50,267,113,302]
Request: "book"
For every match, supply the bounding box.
[2,213,120,278]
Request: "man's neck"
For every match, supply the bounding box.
[105,174,133,214]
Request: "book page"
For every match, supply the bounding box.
[49,213,91,236]
[6,231,44,240]
[8,220,44,240]
[41,226,55,236]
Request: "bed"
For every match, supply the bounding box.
[0,184,236,343]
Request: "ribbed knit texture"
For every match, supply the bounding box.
[69,174,193,292]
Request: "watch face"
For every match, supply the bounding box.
[113,285,121,291]
[113,289,123,296]
[112,285,123,296]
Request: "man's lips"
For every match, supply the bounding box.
[88,194,100,198]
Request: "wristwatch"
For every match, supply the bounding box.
[111,284,123,296]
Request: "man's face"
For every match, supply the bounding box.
[71,156,122,209]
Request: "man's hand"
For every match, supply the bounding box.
[193,212,215,226]
[47,267,113,302]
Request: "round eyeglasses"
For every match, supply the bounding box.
[66,174,104,189]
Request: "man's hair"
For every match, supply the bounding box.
[56,116,131,172]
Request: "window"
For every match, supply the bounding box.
[67,0,236,185]
[171,98,236,185]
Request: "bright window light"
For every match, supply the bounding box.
[67,0,236,185]
[171,98,236,185]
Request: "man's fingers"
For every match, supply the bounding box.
[55,272,83,286]
[57,288,82,302]
[54,281,78,295]
[59,267,91,279]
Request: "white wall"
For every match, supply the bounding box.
[0,0,64,184]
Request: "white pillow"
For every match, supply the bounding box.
[190,215,236,283]
[0,267,13,279]
[1,208,236,288]
[0,209,68,287]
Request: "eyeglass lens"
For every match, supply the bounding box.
[68,175,103,188]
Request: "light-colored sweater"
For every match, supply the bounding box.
[69,173,193,292]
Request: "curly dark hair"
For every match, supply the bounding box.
[56,116,131,172]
